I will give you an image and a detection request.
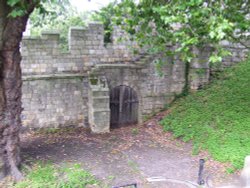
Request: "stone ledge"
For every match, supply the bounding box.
[90,87,109,91]
[22,36,40,40]
[22,73,87,81]
[93,108,111,112]
[70,26,86,31]
[96,64,142,69]
[92,96,109,99]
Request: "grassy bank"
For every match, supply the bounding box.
[161,60,250,171]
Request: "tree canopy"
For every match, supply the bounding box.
[96,0,250,63]
[29,1,91,50]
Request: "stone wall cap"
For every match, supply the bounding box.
[92,96,109,99]
[93,108,111,112]
[22,36,40,40]
[70,26,86,31]
[22,73,86,81]
[96,64,142,69]
[41,30,60,35]
[90,87,109,91]
[88,21,103,26]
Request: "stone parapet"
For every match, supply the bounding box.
[21,22,137,76]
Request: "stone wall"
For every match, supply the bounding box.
[20,22,248,132]
[21,76,87,128]
[21,23,137,76]
[189,43,248,90]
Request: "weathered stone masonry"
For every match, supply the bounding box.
[20,22,248,133]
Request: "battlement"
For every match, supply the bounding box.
[68,23,104,52]
[22,22,133,55]
[21,22,137,76]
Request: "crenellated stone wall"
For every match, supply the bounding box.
[20,22,248,132]
[21,23,137,76]
[20,22,139,130]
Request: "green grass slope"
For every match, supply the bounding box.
[161,60,250,171]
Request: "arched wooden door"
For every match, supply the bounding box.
[110,85,138,128]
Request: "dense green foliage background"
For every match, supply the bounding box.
[98,0,250,63]
[28,2,91,50]
[161,60,250,171]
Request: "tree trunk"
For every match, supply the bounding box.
[0,1,36,181]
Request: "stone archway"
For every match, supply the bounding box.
[110,85,139,128]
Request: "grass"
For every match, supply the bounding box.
[161,60,250,171]
[14,162,99,188]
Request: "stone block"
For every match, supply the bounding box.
[41,30,60,41]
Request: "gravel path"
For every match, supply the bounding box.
[20,112,240,187]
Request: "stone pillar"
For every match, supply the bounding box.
[88,76,110,133]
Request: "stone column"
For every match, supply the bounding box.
[88,76,110,133]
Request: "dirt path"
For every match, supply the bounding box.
[20,112,239,187]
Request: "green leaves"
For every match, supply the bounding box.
[29,1,88,50]
[6,0,70,18]
[209,47,232,63]
[96,0,250,66]
[209,55,222,63]
[208,16,234,41]
[92,1,118,43]
[7,0,20,7]
[7,0,28,17]
[8,8,26,17]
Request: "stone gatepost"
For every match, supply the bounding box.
[88,76,110,133]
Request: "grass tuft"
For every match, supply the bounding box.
[15,162,99,188]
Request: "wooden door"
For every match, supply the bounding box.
[110,85,138,128]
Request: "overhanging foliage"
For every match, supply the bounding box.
[95,0,250,63]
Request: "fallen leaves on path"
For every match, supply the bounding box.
[20,109,238,186]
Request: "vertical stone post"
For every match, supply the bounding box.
[88,76,110,133]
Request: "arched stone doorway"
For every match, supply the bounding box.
[110,85,139,128]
